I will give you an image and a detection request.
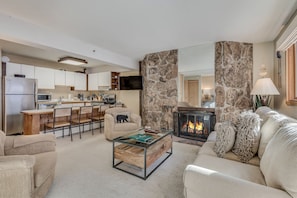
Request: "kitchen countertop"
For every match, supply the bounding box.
[37,100,105,104]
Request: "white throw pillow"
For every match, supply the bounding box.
[213,122,236,158]
[260,123,297,198]
[258,114,291,159]
[255,106,278,127]
[232,111,261,163]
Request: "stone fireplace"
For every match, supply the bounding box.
[174,107,216,141]
[141,50,178,130]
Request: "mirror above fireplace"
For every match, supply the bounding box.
[178,43,215,108]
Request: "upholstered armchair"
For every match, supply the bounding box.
[104,107,142,140]
[0,131,57,198]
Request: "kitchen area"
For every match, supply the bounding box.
[1,56,141,137]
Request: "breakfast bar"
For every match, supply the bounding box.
[21,105,100,135]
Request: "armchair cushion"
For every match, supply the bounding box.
[5,134,56,155]
[0,130,5,156]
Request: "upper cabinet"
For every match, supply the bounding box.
[6,62,87,90]
[6,62,35,79]
[35,67,55,89]
[65,71,75,86]
[88,73,99,91]
[74,73,86,90]
[88,71,113,91]
[54,70,66,86]
[98,71,111,87]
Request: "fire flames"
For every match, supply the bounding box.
[182,121,204,133]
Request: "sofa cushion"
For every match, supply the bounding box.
[213,122,236,158]
[193,154,266,185]
[232,111,261,163]
[0,130,6,156]
[258,114,291,159]
[260,123,297,198]
[33,151,57,188]
[201,142,260,166]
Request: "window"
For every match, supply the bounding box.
[286,44,297,105]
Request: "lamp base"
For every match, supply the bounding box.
[253,95,271,110]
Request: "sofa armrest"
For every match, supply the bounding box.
[0,155,35,198]
[5,134,56,156]
[183,165,291,198]
[131,113,141,128]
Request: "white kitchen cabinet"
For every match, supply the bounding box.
[6,62,35,78]
[88,73,98,91]
[21,64,35,79]
[54,70,66,86]
[35,67,55,89]
[74,73,86,90]
[65,71,75,86]
[6,62,21,77]
[98,71,111,87]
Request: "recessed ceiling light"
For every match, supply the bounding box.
[58,56,87,66]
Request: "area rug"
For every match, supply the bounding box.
[46,130,199,198]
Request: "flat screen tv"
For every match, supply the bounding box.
[119,76,143,90]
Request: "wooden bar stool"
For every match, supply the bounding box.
[71,106,93,139]
[44,107,73,140]
[91,104,110,132]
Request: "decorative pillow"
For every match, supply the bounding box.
[0,130,6,156]
[258,114,291,159]
[113,112,131,123]
[213,121,236,158]
[232,111,261,163]
[260,123,297,198]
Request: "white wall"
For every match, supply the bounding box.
[253,42,275,83]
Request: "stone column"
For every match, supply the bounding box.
[141,50,178,130]
[215,41,253,122]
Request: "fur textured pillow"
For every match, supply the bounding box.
[213,122,236,158]
[232,111,261,163]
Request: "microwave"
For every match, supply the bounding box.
[37,94,52,101]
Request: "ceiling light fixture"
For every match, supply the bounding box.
[58,56,87,66]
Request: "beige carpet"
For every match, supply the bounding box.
[46,130,200,198]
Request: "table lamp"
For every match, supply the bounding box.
[250,78,280,109]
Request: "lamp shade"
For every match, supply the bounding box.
[250,78,280,95]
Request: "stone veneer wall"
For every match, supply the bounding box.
[141,50,178,130]
[215,41,253,122]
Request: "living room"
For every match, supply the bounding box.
[1,1,297,198]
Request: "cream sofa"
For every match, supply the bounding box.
[183,107,297,198]
[104,107,142,140]
[0,132,57,198]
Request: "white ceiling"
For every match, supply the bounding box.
[0,0,296,72]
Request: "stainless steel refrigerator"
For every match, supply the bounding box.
[2,77,37,135]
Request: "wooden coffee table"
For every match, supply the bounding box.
[112,129,172,180]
